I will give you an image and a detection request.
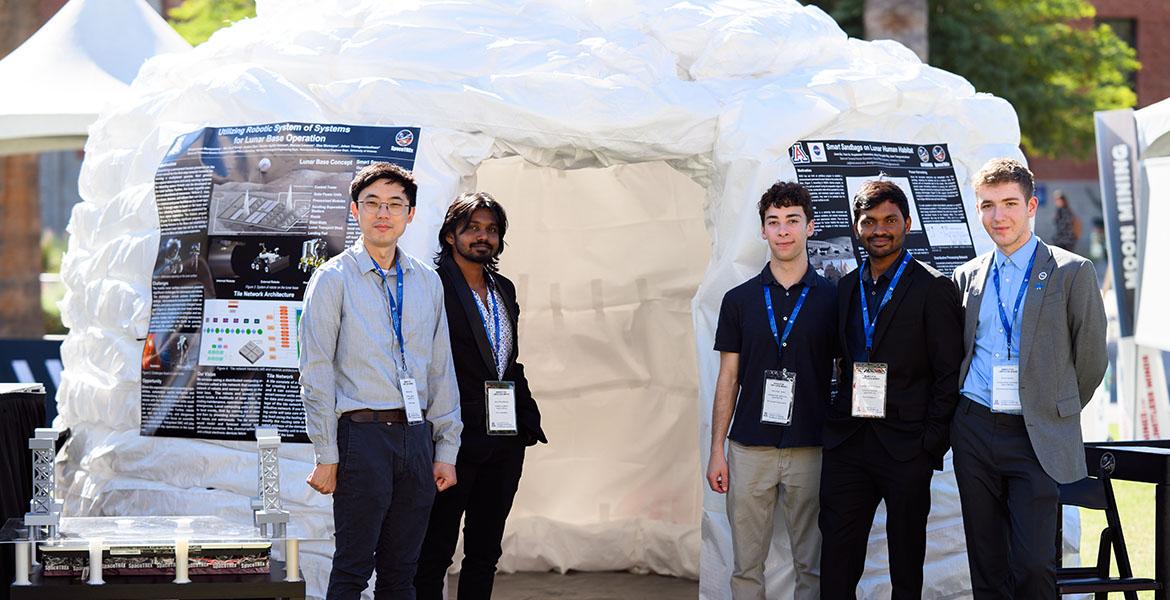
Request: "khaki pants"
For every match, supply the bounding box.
[727,441,822,600]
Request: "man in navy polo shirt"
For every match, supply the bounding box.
[706,181,837,600]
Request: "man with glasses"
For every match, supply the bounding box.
[300,162,462,599]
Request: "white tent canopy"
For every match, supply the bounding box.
[57,1,1023,598]
[1135,98,1170,350]
[0,0,189,155]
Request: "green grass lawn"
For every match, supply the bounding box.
[1077,479,1157,598]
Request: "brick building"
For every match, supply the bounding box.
[1029,0,1170,262]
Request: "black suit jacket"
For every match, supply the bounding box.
[437,256,547,451]
[827,257,963,470]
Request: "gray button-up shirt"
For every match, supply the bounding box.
[299,239,462,465]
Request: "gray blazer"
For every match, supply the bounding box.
[953,238,1107,484]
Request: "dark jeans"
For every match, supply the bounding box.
[415,443,525,600]
[328,417,436,600]
[819,426,934,600]
[952,397,1059,600]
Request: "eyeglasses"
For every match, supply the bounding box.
[358,200,412,216]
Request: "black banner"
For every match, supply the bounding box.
[142,122,420,441]
[1094,109,1140,337]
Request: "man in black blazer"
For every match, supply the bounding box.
[819,180,963,599]
[415,192,547,600]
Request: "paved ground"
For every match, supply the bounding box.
[450,571,699,600]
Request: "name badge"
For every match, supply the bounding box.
[991,364,1022,413]
[762,369,795,425]
[486,381,518,436]
[851,362,887,418]
[399,378,425,424]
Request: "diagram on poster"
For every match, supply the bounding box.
[198,299,301,368]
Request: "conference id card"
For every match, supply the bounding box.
[761,369,795,425]
[486,381,518,436]
[400,378,425,425]
[851,362,887,418]
[991,364,1022,413]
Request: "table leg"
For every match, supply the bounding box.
[13,540,30,585]
[1157,483,1169,600]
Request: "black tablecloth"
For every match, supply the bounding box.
[1,389,46,600]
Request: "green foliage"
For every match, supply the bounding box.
[803,0,1138,159]
[168,0,256,46]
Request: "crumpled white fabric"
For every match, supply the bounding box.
[60,1,1027,598]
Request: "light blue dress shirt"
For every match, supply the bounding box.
[960,234,1040,412]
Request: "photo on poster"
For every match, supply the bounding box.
[142,330,202,373]
[808,236,858,284]
[153,233,205,278]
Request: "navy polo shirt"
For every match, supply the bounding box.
[714,263,838,448]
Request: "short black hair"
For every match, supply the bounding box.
[852,180,909,223]
[758,181,814,224]
[435,191,509,271]
[350,162,417,206]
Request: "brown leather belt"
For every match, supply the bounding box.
[343,408,410,424]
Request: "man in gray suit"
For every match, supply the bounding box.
[951,158,1107,599]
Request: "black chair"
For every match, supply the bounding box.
[1057,452,1160,599]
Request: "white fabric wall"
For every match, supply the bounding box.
[56,1,1028,598]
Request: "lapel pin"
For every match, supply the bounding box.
[971,288,981,296]
[1035,283,1044,290]
[1038,271,1048,281]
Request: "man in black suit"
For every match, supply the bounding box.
[819,180,963,599]
[415,192,547,600]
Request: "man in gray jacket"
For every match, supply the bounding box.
[951,158,1107,599]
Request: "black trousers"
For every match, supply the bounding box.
[328,418,435,600]
[951,397,1059,600]
[415,442,525,600]
[819,426,934,600]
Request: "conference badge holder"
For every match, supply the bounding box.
[761,369,795,425]
[851,362,887,418]
[400,378,425,425]
[486,380,518,436]
[991,363,1022,413]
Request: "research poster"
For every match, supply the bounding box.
[141,122,420,441]
[790,139,976,281]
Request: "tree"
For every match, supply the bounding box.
[804,0,1138,159]
[168,0,255,46]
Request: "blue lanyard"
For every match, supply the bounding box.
[371,255,407,372]
[859,251,912,360]
[991,246,1037,360]
[472,278,502,367]
[763,282,810,365]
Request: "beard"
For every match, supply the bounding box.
[861,234,902,259]
[457,242,495,264]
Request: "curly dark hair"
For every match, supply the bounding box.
[758,181,814,224]
[349,162,417,206]
[435,191,509,271]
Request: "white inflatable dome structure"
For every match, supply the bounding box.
[58,1,1023,598]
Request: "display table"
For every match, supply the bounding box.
[1085,441,1170,600]
[3,516,308,600]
